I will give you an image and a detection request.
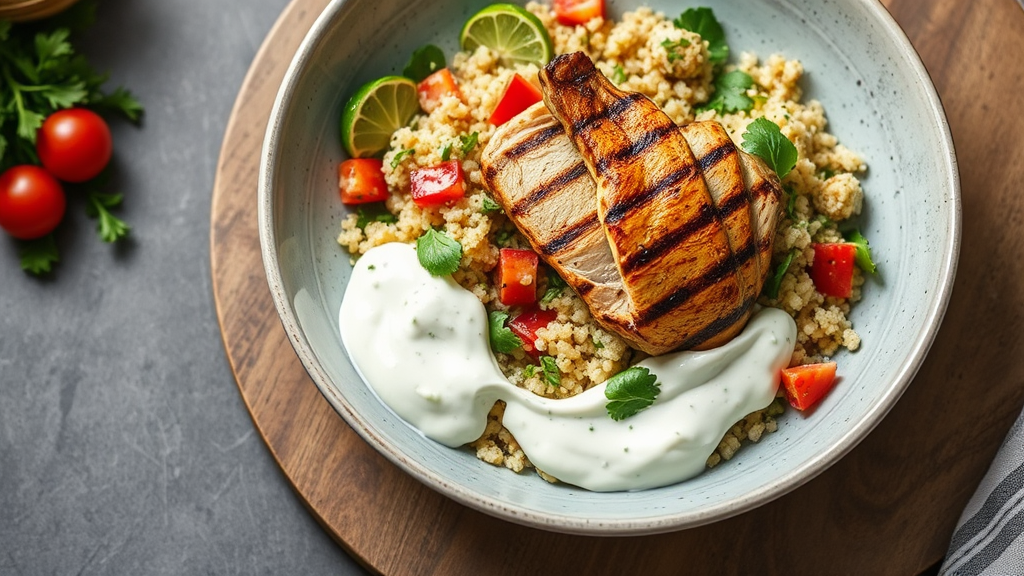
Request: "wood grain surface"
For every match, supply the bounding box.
[210,0,1024,574]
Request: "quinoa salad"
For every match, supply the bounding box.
[336,3,869,481]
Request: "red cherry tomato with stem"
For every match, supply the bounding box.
[0,165,66,240]
[36,108,113,183]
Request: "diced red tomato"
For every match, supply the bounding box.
[553,0,604,26]
[781,362,838,411]
[417,68,463,113]
[498,248,539,306]
[410,160,466,207]
[488,73,543,126]
[338,158,388,204]
[810,242,857,298]
[508,307,558,357]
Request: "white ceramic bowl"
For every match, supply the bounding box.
[258,0,959,534]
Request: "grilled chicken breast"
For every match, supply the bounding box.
[481,52,784,355]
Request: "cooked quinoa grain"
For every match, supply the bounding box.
[337,4,868,481]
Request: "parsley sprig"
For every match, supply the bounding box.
[605,366,661,421]
[674,7,729,65]
[741,117,798,179]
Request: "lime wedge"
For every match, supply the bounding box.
[460,3,553,68]
[340,76,419,158]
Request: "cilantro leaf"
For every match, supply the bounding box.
[488,310,523,354]
[440,142,453,161]
[741,117,798,179]
[89,87,144,122]
[660,38,691,62]
[355,204,397,228]
[18,235,59,275]
[540,355,561,388]
[403,44,446,83]
[86,192,130,242]
[784,186,797,220]
[390,148,414,169]
[540,268,567,304]
[458,131,478,156]
[674,7,729,65]
[845,229,877,274]
[415,228,462,276]
[605,366,661,421]
[481,195,502,214]
[611,64,627,84]
[763,250,795,299]
[700,70,753,115]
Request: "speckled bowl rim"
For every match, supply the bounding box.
[257,0,960,535]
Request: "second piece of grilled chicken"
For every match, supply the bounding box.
[481,52,783,355]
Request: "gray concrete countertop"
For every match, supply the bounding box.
[0,1,369,573]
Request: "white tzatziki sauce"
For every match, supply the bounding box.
[339,242,797,492]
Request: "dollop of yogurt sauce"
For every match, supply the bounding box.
[339,242,797,492]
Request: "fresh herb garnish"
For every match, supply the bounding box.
[845,229,877,274]
[415,228,462,276]
[481,195,502,214]
[741,117,798,179]
[402,44,446,83]
[660,38,691,62]
[604,366,661,421]
[85,191,129,242]
[440,142,453,161]
[699,69,754,114]
[355,204,397,229]
[592,337,604,349]
[458,131,479,156]
[763,250,796,299]
[523,364,537,378]
[17,234,59,274]
[673,7,729,65]
[540,355,561,388]
[540,268,567,304]
[494,227,515,247]
[611,64,627,84]
[784,186,798,220]
[488,310,523,353]
[390,148,414,168]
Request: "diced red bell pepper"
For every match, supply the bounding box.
[498,248,539,306]
[417,68,463,114]
[508,307,558,357]
[409,160,466,207]
[810,242,857,298]
[338,158,389,204]
[489,73,543,126]
[781,362,838,411]
[553,0,605,26]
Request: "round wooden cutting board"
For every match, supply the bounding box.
[210,0,1024,574]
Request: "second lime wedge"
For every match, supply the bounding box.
[460,4,553,69]
[340,76,419,158]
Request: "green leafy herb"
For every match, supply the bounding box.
[459,131,479,156]
[355,204,397,229]
[818,168,836,181]
[481,195,502,214]
[495,227,515,247]
[763,250,796,299]
[540,355,561,388]
[660,38,691,62]
[440,142,453,161]
[699,70,754,115]
[390,148,414,169]
[845,229,877,274]
[592,337,604,349]
[673,7,729,65]
[784,186,798,220]
[523,364,537,378]
[0,7,143,171]
[540,268,567,304]
[488,310,523,354]
[18,235,59,274]
[604,366,661,421]
[741,117,798,179]
[416,228,462,276]
[611,64,627,84]
[402,44,446,83]
[85,191,130,242]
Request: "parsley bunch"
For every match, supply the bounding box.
[1,3,144,275]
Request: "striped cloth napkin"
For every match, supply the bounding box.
[940,408,1024,575]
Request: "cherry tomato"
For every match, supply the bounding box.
[781,362,838,411]
[498,248,539,306]
[488,74,543,126]
[0,165,66,239]
[810,242,857,298]
[508,307,558,358]
[36,108,113,183]
[338,158,389,204]
[554,0,605,26]
[417,68,462,114]
[409,160,466,206]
